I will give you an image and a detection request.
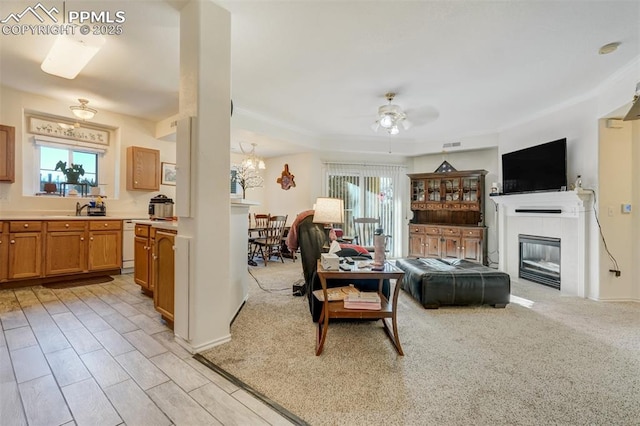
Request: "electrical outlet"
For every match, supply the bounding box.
[608,206,614,217]
[621,204,632,214]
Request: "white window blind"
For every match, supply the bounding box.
[323,162,407,257]
[34,136,108,154]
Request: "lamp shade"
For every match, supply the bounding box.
[313,197,344,224]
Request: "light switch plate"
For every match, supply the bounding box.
[621,204,632,214]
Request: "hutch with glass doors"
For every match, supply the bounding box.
[408,169,487,264]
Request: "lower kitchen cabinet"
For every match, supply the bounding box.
[88,220,122,271]
[45,220,87,275]
[153,228,176,326]
[134,224,152,293]
[8,221,43,280]
[0,219,123,286]
[0,222,7,281]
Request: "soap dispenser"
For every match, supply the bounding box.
[575,175,582,190]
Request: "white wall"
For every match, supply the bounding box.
[260,152,322,225]
[0,86,176,217]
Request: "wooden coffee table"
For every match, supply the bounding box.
[315,260,405,356]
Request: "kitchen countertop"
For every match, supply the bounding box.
[0,213,148,220]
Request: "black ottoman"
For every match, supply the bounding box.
[395,258,510,309]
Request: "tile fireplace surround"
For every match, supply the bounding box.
[491,190,592,297]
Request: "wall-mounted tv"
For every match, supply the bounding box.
[501,138,567,195]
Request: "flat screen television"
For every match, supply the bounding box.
[501,138,567,195]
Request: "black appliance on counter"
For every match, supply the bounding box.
[149,194,174,219]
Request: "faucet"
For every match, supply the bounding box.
[75,202,90,216]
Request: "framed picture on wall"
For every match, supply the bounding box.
[161,162,176,186]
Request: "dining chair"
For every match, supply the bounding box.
[248,214,270,262]
[352,217,390,252]
[252,215,288,266]
[253,213,270,230]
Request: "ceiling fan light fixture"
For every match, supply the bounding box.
[70,98,97,120]
[372,92,409,136]
[380,114,394,129]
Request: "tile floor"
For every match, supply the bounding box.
[0,274,294,426]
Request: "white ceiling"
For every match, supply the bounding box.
[1,0,639,158]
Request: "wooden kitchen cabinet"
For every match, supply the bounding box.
[0,219,123,285]
[45,220,87,275]
[0,222,8,281]
[152,228,176,326]
[134,224,153,294]
[88,220,122,271]
[126,146,160,191]
[0,124,15,183]
[8,221,43,280]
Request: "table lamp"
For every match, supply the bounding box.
[313,197,344,242]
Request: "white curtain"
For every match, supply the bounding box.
[322,162,407,258]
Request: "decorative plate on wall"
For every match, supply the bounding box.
[277,164,296,190]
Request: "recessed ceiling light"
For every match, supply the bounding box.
[599,42,621,55]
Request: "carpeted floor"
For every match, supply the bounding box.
[200,261,640,426]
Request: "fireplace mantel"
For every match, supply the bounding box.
[490,189,592,297]
[490,190,592,217]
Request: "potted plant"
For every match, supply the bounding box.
[55,161,85,184]
[82,177,101,195]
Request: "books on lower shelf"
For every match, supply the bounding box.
[343,291,381,310]
[312,284,360,301]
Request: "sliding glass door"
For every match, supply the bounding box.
[324,163,406,257]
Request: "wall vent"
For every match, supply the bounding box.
[442,142,461,149]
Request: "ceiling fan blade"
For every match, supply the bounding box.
[405,106,440,126]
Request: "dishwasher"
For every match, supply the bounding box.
[122,220,136,273]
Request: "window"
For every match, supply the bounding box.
[324,163,407,257]
[39,145,98,195]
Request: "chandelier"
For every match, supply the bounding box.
[239,142,265,170]
[371,92,410,135]
[70,99,97,120]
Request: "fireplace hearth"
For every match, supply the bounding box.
[519,234,561,289]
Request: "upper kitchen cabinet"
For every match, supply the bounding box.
[0,125,16,183]
[126,146,160,191]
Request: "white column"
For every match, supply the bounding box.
[174,1,232,353]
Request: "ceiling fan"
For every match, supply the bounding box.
[371,92,411,135]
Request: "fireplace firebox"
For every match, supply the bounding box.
[519,234,561,289]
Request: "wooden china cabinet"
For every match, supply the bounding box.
[408,167,488,264]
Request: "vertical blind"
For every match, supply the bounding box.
[323,162,407,257]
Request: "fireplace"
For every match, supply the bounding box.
[519,234,561,289]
